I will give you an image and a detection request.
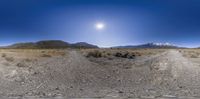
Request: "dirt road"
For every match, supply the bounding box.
[149,50,200,97]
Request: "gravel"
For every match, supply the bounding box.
[0,49,200,99]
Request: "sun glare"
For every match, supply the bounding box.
[95,23,105,30]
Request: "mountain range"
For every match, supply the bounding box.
[7,40,98,49]
[113,43,180,49]
[1,41,186,49]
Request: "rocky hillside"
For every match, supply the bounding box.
[8,40,98,49]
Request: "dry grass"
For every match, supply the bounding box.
[0,48,166,61]
[180,49,200,58]
[0,49,70,69]
[0,49,68,59]
[82,48,166,59]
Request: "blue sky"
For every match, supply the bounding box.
[1,0,200,47]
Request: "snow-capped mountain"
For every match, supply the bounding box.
[148,42,175,46]
[113,42,178,48]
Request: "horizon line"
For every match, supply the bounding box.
[0,40,199,48]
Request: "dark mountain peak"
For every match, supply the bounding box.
[8,40,98,49]
[10,42,37,49]
[74,42,89,45]
[36,40,69,44]
[71,42,98,48]
[36,40,70,48]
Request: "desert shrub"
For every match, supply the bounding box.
[134,52,142,56]
[190,54,198,58]
[60,53,66,56]
[1,53,6,57]
[127,53,136,59]
[24,58,32,62]
[16,62,27,67]
[101,52,110,58]
[41,54,52,57]
[107,53,111,56]
[41,51,46,53]
[122,52,129,58]
[86,50,102,58]
[114,52,135,59]
[115,52,123,57]
[5,57,14,62]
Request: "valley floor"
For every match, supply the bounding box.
[0,49,200,99]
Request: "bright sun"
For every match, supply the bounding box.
[95,23,105,30]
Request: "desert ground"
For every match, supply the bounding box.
[0,48,200,99]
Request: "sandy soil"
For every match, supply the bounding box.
[0,49,200,99]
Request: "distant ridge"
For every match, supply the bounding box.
[71,42,99,48]
[113,42,179,49]
[6,40,99,49]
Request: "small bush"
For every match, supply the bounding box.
[115,52,123,57]
[24,58,32,62]
[114,52,135,59]
[41,54,52,57]
[61,53,66,56]
[5,57,14,62]
[122,52,129,58]
[134,52,142,56]
[16,62,27,67]
[1,53,6,57]
[107,53,111,56]
[41,51,46,53]
[127,53,136,59]
[86,50,102,58]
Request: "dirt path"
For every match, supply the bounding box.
[166,50,200,84]
[152,50,200,84]
[149,50,200,97]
